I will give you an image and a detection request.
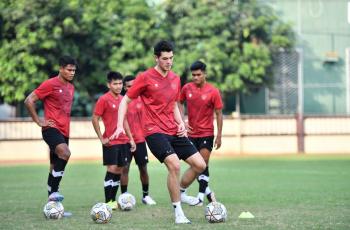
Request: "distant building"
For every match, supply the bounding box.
[240,0,350,115]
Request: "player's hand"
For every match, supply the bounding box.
[185,120,194,134]
[100,137,110,146]
[109,127,125,140]
[129,140,136,152]
[38,119,56,128]
[214,135,222,149]
[177,122,187,137]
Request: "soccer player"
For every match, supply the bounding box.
[24,56,77,205]
[110,40,206,224]
[120,75,156,205]
[92,71,136,210]
[179,60,223,206]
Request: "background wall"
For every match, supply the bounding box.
[1,117,350,163]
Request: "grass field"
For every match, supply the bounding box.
[1,155,350,230]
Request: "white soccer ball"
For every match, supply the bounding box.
[118,193,136,211]
[90,202,112,224]
[43,201,64,219]
[205,202,227,223]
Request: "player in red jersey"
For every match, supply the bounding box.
[120,75,156,205]
[179,60,223,206]
[24,56,77,207]
[110,41,206,224]
[92,71,136,210]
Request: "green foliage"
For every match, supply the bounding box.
[0,0,160,116]
[0,0,294,115]
[161,0,294,93]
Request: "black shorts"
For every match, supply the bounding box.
[189,136,214,152]
[126,142,149,166]
[103,144,128,167]
[145,133,198,163]
[42,128,69,164]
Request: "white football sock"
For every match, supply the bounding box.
[172,201,185,216]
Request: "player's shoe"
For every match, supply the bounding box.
[48,192,64,202]
[175,214,191,224]
[181,193,200,206]
[63,211,72,217]
[207,192,216,203]
[192,198,203,206]
[142,195,156,205]
[107,201,118,210]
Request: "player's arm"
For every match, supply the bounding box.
[24,92,53,127]
[177,101,193,134]
[110,95,132,140]
[174,102,187,137]
[92,114,110,145]
[177,101,185,119]
[214,108,223,149]
[123,119,136,152]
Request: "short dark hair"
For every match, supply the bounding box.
[154,40,174,57]
[190,60,206,72]
[59,55,77,67]
[107,71,123,83]
[123,75,135,84]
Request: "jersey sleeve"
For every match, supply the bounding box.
[213,89,224,110]
[127,73,146,99]
[93,97,105,116]
[34,80,52,100]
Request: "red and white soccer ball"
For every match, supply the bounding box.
[118,193,136,211]
[205,202,227,223]
[90,202,112,224]
[43,201,64,219]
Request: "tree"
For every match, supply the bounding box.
[0,0,161,115]
[160,0,294,93]
[0,0,294,116]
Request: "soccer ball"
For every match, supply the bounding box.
[90,202,112,224]
[118,193,136,211]
[43,201,64,219]
[205,202,227,223]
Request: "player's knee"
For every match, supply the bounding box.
[139,165,147,174]
[122,166,130,174]
[195,159,206,174]
[167,161,181,174]
[56,145,70,160]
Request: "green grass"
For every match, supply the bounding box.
[1,155,350,229]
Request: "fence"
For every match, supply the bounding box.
[1,116,350,163]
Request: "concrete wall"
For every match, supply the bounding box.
[1,117,350,163]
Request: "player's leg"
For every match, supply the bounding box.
[197,148,212,204]
[172,136,206,206]
[106,165,122,203]
[139,164,156,205]
[164,154,190,223]
[43,128,70,202]
[135,142,156,205]
[180,152,206,206]
[120,144,132,194]
[145,133,190,224]
[103,144,125,209]
[180,153,206,189]
[120,163,130,194]
[196,137,216,203]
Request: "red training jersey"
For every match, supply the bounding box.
[126,97,145,143]
[126,68,181,137]
[34,76,74,137]
[180,82,223,137]
[94,92,129,145]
